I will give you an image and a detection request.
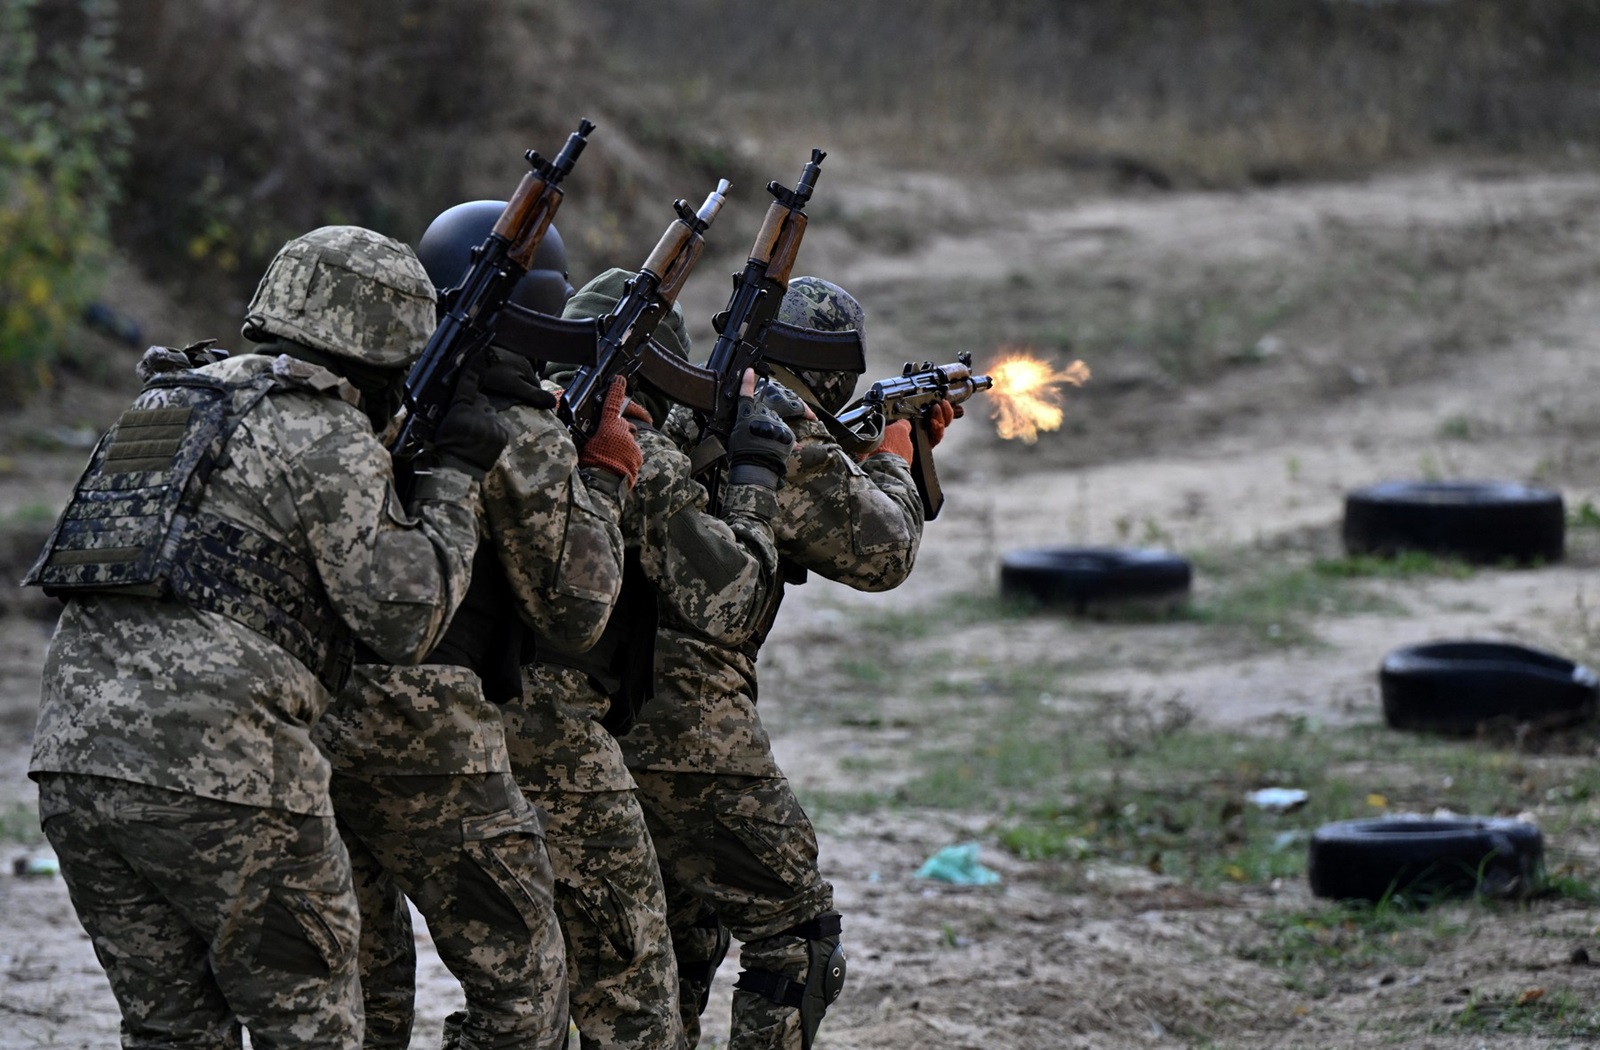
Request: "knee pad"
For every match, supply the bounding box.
[734,913,845,1050]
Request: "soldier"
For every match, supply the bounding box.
[25,226,504,1049]
[625,277,958,1050]
[504,267,797,1050]
[313,208,641,1050]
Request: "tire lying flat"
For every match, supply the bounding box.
[1308,816,1543,903]
[1380,640,1599,735]
[999,547,1192,614]
[1342,480,1564,564]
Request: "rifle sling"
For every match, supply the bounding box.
[765,362,882,459]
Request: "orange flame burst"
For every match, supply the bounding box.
[987,347,1090,444]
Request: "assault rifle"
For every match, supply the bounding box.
[691,149,866,507]
[392,118,594,488]
[836,351,993,520]
[559,179,731,438]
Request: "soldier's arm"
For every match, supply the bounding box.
[628,425,780,645]
[295,415,481,664]
[775,418,924,591]
[483,402,626,652]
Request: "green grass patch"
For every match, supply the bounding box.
[1242,895,1466,995]
[1441,988,1600,1038]
[0,800,42,845]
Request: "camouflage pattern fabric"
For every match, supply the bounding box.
[30,351,480,815]
[329,771,568,1050]
[621,413,923,1049]
[37,773,362,1049]
[505,419,781,1049]
[314,395,623,1046]
[773,277,866,415]
[241,225,437,368]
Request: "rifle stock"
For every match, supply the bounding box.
[391,118,594,492]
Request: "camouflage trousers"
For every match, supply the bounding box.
[630,771,836,1050]
[36,773,362,1049]
[526,786,684,1050]
[328,771,568,1050]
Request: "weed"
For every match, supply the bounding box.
[0,800,42,845]
[1442,988,1600,1037]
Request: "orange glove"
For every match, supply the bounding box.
[622,398,654,425]
[926,399,956,447]
[872,419,915,463]
[578,376,643,488]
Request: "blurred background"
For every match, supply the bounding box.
[5,0,1600,401]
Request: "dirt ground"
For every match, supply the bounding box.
[4,161,1600,1048]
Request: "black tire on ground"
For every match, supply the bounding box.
[1307,816,1543,903]
[1341,480,1564,564]
[998,547,1192,613]
[1380,640,1599,735]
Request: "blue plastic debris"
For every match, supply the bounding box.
[914,842,1001,885]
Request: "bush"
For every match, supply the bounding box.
[0,0,137,399]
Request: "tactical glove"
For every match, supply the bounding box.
[479,348,557,411]
[726,383,797,490]
[433,366,512,478]
[577,376,643,489]
[873,419,915,463]
[926,398,956,447]
[756,379,811,422]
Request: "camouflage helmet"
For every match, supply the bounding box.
[776,276,866,414]
[416,200,574,318]
[242,225,436,368]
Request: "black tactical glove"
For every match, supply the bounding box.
[756,379,810,421]
[725,383,797,490]
[479,347,557,411]
[432,365,512,479]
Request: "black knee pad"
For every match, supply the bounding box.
[734,913,845,1050]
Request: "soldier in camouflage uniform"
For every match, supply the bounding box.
[26,226,505,1049]
[625,277,958,1050]
[313,209,640,1050]
[502,267,798,1050]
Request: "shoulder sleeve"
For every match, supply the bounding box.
[627,426,780,644]
[288,404,480,664]
[482,404,625,652]
[775,420,924,591]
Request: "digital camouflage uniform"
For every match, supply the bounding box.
[30,308,480,1048]
[314,397,626,1050]
[623,396,923,1049]
[504,270,784,1050]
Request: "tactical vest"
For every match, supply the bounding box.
[24,366,354,691]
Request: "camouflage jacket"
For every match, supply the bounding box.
[315,400,626,776]
[514,419,781,793]
[30,352,481,814]
[621,413,923,775]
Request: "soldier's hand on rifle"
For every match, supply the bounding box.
[432,362,512,479]
[479,348,557,411]
[926,399,956,446]
[726,369,797,490]
[576,375,643,489]
[756,380,815,422]
[872,420,915,463]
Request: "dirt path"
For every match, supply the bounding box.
[5,163,1600,1048]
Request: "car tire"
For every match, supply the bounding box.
[999,547,1192,614]
[1341,480,1564,564]
[1308,816,1543,903]
[1380,640,1599,735]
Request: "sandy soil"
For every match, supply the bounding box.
[5,161,1600,1048]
